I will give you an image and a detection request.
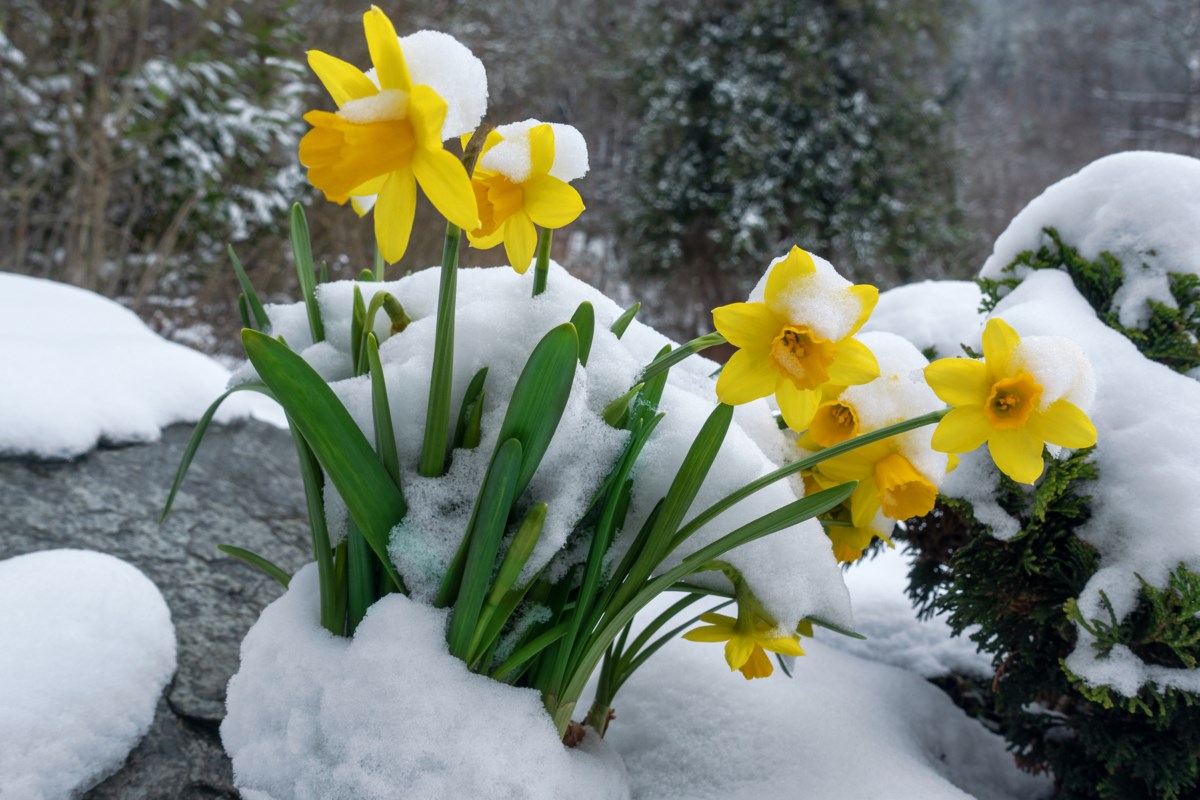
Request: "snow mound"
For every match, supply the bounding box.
[750,250,865,343]
[0,549,176,799]
[223,563,629,800]
[609,593,1047,800]
[479,119,590,183]
[398,30,488,139]
[235,264,852,634]
[864,280,984,359]
[0,272,284,459]
[980,151,1200,329]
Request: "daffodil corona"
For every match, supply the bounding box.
[924,318,1097,483]
[713,247,880,431]
[298,7,484,263]
[466,120,588,273]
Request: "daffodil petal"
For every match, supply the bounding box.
[374,170,416,264]
[363,6,412,92]
[502,214,538,273]
[308,50,378,106]
[760,635,805,657]
[348,174,389,198]
[413,146,480,232]
[738,646,774,679]
[724,636,756,671]
[468,226,505,250]
[850,477,882,528]
[712,302,778,350]
[408,84,450,149]
[765,246,816,307]
[682,625,733,643]
[699,612,737,626]
[775,380,820,431]
[524,176,584,229]
[1028,400,1098,449]
[931,406,991,453]
[715,348,778,405]
[982,318,1021,377]
[925,357,990,406]
[529,123,555,177]
[827,337,880,386]
[988,427,1045,484]
[847,284,879,335]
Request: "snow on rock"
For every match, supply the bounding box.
[829,545,993,681]
[607,594,1048,800]
[0,272,284,459]
[234,263,852,634]
[980,151,1200,329]
[986,270,1200,694]
[863,280,984,359]
[223,563,630,800]
[0,549,176,799]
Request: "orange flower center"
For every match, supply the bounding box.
[985,372,1042,430]
[472,173,523,237]
[299,112,416,203]
[875,453,938,520]
[770,326,835,390]
[810,401,859,447]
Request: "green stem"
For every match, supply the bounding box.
[532,227,553,297]
[419,224,463,477]
[638,331,727,384]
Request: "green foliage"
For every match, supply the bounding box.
[981,227,1200,373]
[903,446,1200,799]
[621,0,969,297]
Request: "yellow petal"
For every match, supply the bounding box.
[363,6,412,92]
[737,646,775,679]
[874,453,938,520]
[699,612,737,627]
[349,174,388,198]
[931,406,991,453]
[812,441,887,483]
[759,634,805,657]
[529,123,555,177]
[502,214,538,273]
[826,337,880,386]
[413,146,480,232]
[925,357,990,407]
[724,636,756,671]
[374,170,416,264]
[775,380,820,431]
[765,246,816,307]
[715,348,778,405]
[1028,400,1098,449]
[808,400,859,447]
[408,84,450,149]
[982,318,1021,377]
[849,477,882,528]
[524,176,584,229]
[307,50,378,106]
[682,625,733,643]
[712,302,778,350]
[467,226,505,250]
[988,427,1045,484]
[847,284,879,335]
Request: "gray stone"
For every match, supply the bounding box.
[0,420,311,799]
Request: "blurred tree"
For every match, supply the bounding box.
[619,0,970,335]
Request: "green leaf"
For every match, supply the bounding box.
[358,268,376,282]
[237,293,252,330]
[367,334,401,492]
[290,203,324,343]
[346,519,376,634]
[569,301,595,366]
[638,331,725,384]
[242,329,405,592]
[351,285,365,376]
[419,225,463,477]
[453,367,489,450]
[448,437,524,660]
[288,427,339,634]
[160,382,273,522]
[217,544,291,587]
[228,244,269,329]
[469,502,548,663]
[374,245,385,281]
[492,621,569,682]
[610,302,640,339]
[602,383,644,428]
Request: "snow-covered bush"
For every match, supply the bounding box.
[886,152,1200,800]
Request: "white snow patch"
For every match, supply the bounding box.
[223,563,629,800]
[981,151,1200,329]
[864,280,985,359]
[750,250,865,343]
[0,272,284,459]
[478,119,590,184]
[0,549,176,800]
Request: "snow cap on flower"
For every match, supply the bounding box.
[748,248,874,343]
[478,119,589,184]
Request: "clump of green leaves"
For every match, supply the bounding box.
[902,445,1200,800]
[979,227,1200,373]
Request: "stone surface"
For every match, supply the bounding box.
[0,419,310,798]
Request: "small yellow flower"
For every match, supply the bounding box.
[298,6,480,263]
[808,437,939,529]
[682,611,806,680]
[466,121,587,273]
[924,318,1097,484]
[713,247,880,431]
[822,508,894,564]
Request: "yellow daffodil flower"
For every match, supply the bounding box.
[683,611,806,680]
[298,6,479,263]
[466,121,587,272]
[823,508,895,564]
[713,247,880,431]
[808,437,939,530]
[924,318,1097,484]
